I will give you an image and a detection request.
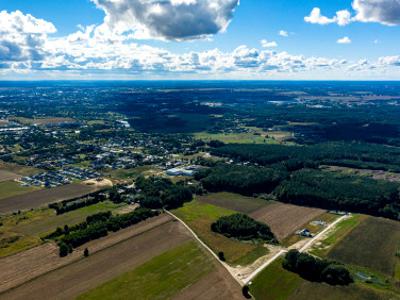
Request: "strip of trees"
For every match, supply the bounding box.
[47,209,159,257]
[211,213,277,244]
[283,250,353,286]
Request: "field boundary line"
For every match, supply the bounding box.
[164,209,244,286]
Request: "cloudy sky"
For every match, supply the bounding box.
[1,0,400,80]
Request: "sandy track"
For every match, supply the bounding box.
[0,183,102,214]
[0,214,175,294]
[250,203,325,241]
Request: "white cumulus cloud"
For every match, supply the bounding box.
[337,36,352,44]
[91,0,240,40]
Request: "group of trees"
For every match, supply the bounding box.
[276,169,400,220]
[136,176,193,210]
[196,164,286,196]
[283,250,353,286]
[49,193,107,215]
[211,213,277,243]
[52,209,159,257]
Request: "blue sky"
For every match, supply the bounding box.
[1,0,400,79]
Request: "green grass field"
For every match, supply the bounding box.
[328,216,400,277]
[0,201,124,257]
[78,241,214,300]
[0,181,40,200]
[194,131,269,144]
[250,258,395,300]
[173,200,268,265]
[106,166,161,180]
[197,192,269,214]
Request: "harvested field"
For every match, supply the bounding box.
[328,217,400,277]
[0,170,19,183]
[0,215,190,299]
[197,192,269,214]
[0,183,102,214]
[13,117,76,126]
[250,202,325,241]
[173,261,242,300]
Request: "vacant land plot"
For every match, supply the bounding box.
[13,117,76,126]
[0,170,19,183]
[250,259,394,300]
[0,183,101,213]
[0,162,39,176]
[0,216,190,299]
[173,200,268,266]
[197,192,269,214]
[194,131,268,144]
[250,203,325,241]
[79,241,213,300]
[328,217,400,277]
[0,181,39,200]
[310,214,366,257]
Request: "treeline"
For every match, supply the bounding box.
[283,250,353,286]
[211,142,400,172]
[211,213,277,243]
[195,164,286,196]
[276,169,400,220]
[49,193,107,215]
[46,209,159,256]
[136,176,193,209]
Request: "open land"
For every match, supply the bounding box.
[197,192,269,214]
[0,182,105,214]
[173,200,269,266]
[328,216,400,277]
[0,181,39,201]
[0,170,19,182]
[250,202,326,241]
[0,215,191,299]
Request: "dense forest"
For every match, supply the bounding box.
[195,164,286,196]
[211,213,277,243]
[136,176,193,209]
[212,142,400,172]
[275,169,400,220]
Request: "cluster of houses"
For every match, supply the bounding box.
[19,167,100,188]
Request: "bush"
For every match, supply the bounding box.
[84,248,89,257]
[59,242,70,257]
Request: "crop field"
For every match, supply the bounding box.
[0,170,19,182]
[0,217,191,299]
[173,200,268,265]
[197,192,269,214]
[328,217,400,277]
[0,201,124,258]
[0,182,102,213]
[250,259,394,300]
[249,203,326,241]
[79,241,213,300]
[310,214,366,257]
[0,181,39,200]
[194,131,269,144]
